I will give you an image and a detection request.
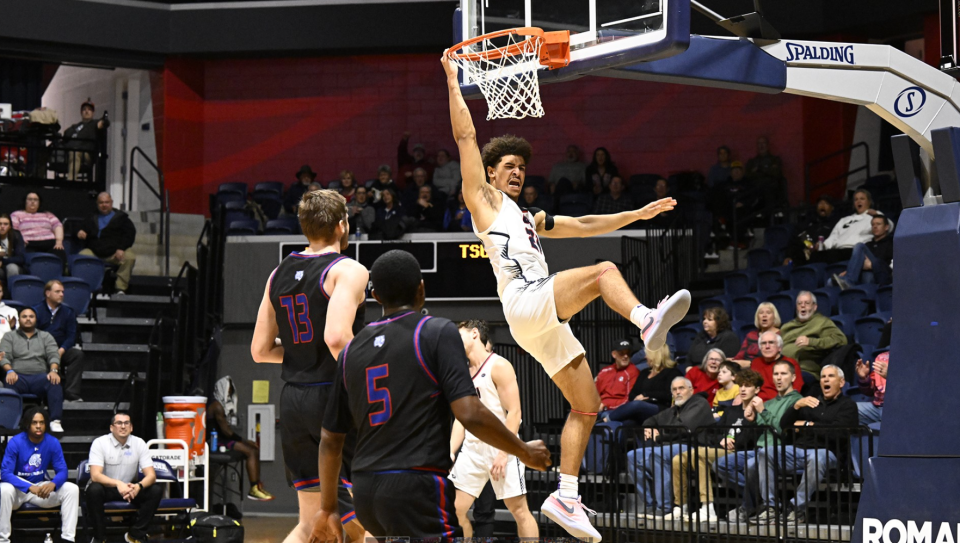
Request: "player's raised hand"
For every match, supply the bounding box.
[520,439,552,471]
[308,508,343,543]
[636,197,677,220]
[441,49,459,80]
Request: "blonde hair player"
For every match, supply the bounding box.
[441,53,692,541]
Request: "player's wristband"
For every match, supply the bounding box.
[5,370,13,375]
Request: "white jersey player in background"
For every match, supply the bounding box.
[450,320,538,539]
[442,53,692,541]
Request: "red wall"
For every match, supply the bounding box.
[157,54,818,215]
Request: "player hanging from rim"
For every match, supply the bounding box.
[450,320,538,539]
[441,53,692,541]
[250,190,369,543]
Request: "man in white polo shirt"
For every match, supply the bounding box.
[86,412,162,543]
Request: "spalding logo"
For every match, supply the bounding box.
[785,43,855,64]
[894,87,926,118]
[863,518,960,543]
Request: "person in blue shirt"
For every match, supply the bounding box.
[0,407,79,542]
[33,280,84,402]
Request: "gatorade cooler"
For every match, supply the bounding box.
[163,411,197,455]
[162,396,207,458]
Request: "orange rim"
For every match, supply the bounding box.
[448,27,545,63]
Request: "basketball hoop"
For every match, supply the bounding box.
[448,27,571,120]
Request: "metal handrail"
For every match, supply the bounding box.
[805,141,871,202]
[128,146,170,276]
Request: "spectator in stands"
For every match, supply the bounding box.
[372,187,406,240]
[814,189,883,263]
[548,145,587,193]
[593,176,635,215]
[707,145,732,187]
[86,411,163,543]
[855,351,887,424]
[687,307,740,370]
[732,302,781,368]
[77,192,137,294]
[62,99,108,181]
[780,291,848,374]
[710,162,758,249]
[0,308,64,432]
[686,349,724,405]
[0,215,25,282]
[644,178,677,228]
[12,192,66,267]
[716,360,803,521]
[432,149,461,198]
[668,369,764,521]
[521,185,552,214]
[624,377,715,518]
[745,136,786,211]
[596,338,641,415]
[284,165,318,214]
[402,167,438,209]
[605,344,682,424]
[755,365,858,523]
[370,164,398,201]
[397,133,433,185]
[443,189,472,233]
[0,283,16,341]
[308,181,323,192]
[712,361,741,418]
[750,331,803,401]
[347,186,376,235]
[411,185,444,232]
[207,377,274,501]
[586,147,619,195]
[833,214,893,289]
[338,170,357,203]
[34,280,83,402]
[0,407,78,543]
[784,195,840,265]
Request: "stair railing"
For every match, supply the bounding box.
[127,146,170,276]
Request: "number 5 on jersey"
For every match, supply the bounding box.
[279,293,314,344]
[366,364,392,425]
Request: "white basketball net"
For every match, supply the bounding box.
[451,32,545,120]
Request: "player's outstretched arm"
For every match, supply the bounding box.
[251,276,283,363]
[309,429,347,543]
[450,395,551,471]
[441,52,500,228]
[538,197,678,239]
[324,259,370,359]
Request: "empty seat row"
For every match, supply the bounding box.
[8,275,92,314]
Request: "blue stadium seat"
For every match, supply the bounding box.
[60,277,92,316]
[812,286,840,316]
[826,260,849,282]
[855,316,886,347]
[763,225,792,254]
[0,389,22,430]
[558,194,592,217]
[228,219,260,236]
[732,293,766,322]
[268,217,299,234]
[68,255,106,292]
[698,294,732,316]
[746,248,775,271]
[757,268,787,292]
[767,292,796,323]
[672,325,699,357]
[23,253,62,283]
[3,300,26,314]
[254,181,284,196]
[738,321,757,339]
[831,315,856,343]
[872,310,892,322]
[218,182,248,195]
[876,285,893,313]
[9,276,45,307]
[252,191,283,220]
[214,191,245,207]
[839,287,874,317]
[263,219,296,235]
[789,263,827,291]
[724,270,756,297]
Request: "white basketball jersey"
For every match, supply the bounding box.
[464,353,508,447]
[473,191,549,298]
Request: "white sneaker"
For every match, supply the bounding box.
[50,420,64,433]
[639,290,692,351]
[695,503,718,521]
[540,491,602,542]
[662,505,688,520]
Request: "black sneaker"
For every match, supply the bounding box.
[753,506,778,524]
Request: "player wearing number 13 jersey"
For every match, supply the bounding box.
[251,190,369,543]
[443,52,692,541]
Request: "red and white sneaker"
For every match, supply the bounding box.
[540,491,602,542]
[639,289,692,351]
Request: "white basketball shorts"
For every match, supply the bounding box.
[450,440,527,500]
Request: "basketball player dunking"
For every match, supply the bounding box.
[251,190,369,543]
[441,53,692,541]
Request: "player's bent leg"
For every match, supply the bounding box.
[503,495,539,539]
[454,489,477,537]
[283,491,322,543]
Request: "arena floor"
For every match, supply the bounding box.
[243,515,300,543]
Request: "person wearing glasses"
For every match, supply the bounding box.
[780,291,847,375]
[85,412,162,543]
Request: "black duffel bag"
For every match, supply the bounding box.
[190,513,244,543]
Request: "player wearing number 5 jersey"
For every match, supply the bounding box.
[308,250,551,543]
[442,53,692,541]
[251,190,369,543]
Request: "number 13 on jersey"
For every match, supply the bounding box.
[522,213,543,253]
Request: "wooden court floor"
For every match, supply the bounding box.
[243,515,300,543]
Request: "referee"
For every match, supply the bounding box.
[309,250,551,542]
